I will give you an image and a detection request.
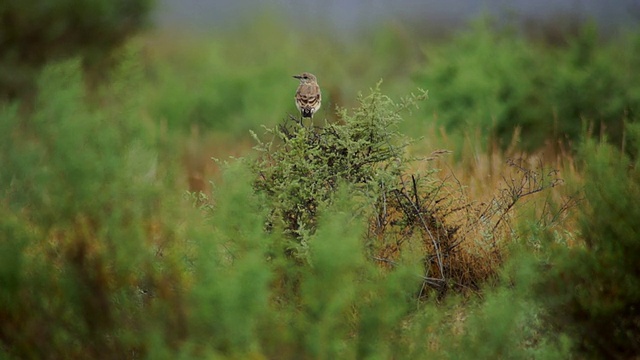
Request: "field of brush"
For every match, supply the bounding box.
[1,15,639,359]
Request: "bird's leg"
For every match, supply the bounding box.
[288,113,302,127]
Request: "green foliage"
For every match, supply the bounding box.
[415,20,640,152]
[185,165,272,356]
[425,257,573,360]
[293,195,420,360]
[543,25,640,151]
[0,0,154,100]
[416,20,540,145]
[0,58,190,358]
[534,137,640,358]
[251,85,425,243]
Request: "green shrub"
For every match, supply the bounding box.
[415,20,542,148]
[184,173,423,359]
[535,136,640,358]
[415,20,640,152]
[250,85,423,240]
[545,26,640,152]
[0,58,192,359]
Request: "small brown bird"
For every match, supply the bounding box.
[293,72,322,119]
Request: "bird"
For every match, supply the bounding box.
[293,72,322,119]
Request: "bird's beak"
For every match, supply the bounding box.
[293,75,301,79]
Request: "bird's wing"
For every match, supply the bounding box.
[296,84,321,108]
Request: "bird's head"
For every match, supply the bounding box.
[293,72,317,84]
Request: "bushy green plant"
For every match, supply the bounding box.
[0,58,192,359]
[182,172,424,359]
[414,20,640,152]
[250,85,425,241]
[415,19,543,148]
[182,165,273,357]
[543,26,640,152]
[424,257,573,360]
[534,136,640,358]
[0,0,154,101]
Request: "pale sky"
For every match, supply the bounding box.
[155,0,639,34]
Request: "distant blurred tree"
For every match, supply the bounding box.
[0,0,154,101]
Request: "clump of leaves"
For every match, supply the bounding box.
[251,85,426,245]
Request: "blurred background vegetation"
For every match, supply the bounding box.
[1,0,640,358]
